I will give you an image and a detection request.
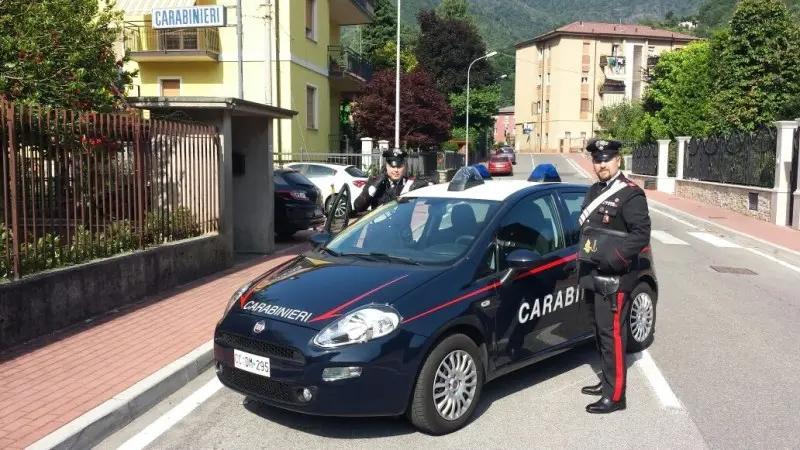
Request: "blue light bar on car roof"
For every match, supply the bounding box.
[448,166,485,191]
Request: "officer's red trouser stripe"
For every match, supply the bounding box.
[612,292,625,401]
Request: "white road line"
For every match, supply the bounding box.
[529,153,535,168]
[564,156,591,178]
[632,350,684,410]
[687,231,741,248]
[650,230,690,245]
[117,377,224,450]
[649,207,700,229]
[745,247,800,274]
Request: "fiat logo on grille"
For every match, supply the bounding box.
[253,320,266,334]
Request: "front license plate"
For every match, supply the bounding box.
[233,349,271,378]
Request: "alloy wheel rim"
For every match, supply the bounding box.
[432,350,478,421]
[630,292,654,342]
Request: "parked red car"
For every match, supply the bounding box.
[488,154,513,176]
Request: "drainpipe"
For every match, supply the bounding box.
[275,0,282,155]
[590,39,598,138]
[237,0,244,99]
[264,1,273,105]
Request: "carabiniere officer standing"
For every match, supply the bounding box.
[577,139,652,414]
[353,148,433,213]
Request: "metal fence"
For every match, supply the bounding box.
[631,142,659,176]
[1,99,220,280]
[274,150,465,178]
[684,125,776,188]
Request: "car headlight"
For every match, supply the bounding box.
[312,304,401,349]
[222,283,252,317]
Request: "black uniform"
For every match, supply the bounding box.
[577,139,651,414]
[353,149,434,214]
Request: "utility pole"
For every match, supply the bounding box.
[394,0,401,150]
[237,0,244,99]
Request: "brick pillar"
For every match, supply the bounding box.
[361,137,373,172]
[675,136,690,181]
[772,121,798,226]
[656,139,675,194]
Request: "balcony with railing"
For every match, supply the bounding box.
[328,46,374,92]
[599,55,626,78]
[123,25,221,62]
[330,0,375,25]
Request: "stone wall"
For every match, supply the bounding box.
[0,234,232,351]
[676,179,773,221]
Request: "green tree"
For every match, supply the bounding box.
[436,0,478,26]
[371,40,418,72]
[414,9,497,97]
[358,0,417,69]
[447,84,502,133]
[596,101,647,142]
[643,41,713,138]
[0,0,137,111]
[709,0,800,132]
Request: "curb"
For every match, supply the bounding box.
[29,340,214,450]
[647,198,800,258]
[28,242,310,450]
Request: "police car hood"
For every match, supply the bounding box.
[235,253,444,330]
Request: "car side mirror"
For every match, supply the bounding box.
[308,231,332,247]
[499,249,542,287]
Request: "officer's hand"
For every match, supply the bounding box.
[370,174,387,197]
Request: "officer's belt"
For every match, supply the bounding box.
[578,180,628,226]
[578,226,629,264]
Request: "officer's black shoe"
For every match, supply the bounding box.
[586,396,626,414]
[581,382,603,395]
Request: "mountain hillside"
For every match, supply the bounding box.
[396,0,704,53]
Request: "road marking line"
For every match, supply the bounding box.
[650,230,690,245]
[649,199,800,257]
[745,247,800,274]
[687,231,741,248]
[117,377,224,450]
[564,156,591,178]
[650,207,700,229]
[529,154,535,168]
[632,350,684,410]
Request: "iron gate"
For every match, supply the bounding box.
[790,127,799,226]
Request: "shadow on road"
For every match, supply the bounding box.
[237,340,638,439]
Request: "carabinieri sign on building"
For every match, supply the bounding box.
[152,5,226,29]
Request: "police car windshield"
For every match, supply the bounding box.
[325,196,502,265]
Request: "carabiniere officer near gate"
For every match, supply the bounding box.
[353,148,433,213]
[577,139,652,414]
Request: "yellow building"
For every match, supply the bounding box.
[513,21,699,153]
[114,0,374,158]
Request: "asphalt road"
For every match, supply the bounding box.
[98,153,800,449]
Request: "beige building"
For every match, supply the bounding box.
[513,21,699,153]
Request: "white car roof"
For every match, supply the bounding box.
[285,162,353,170]
[401,179,545,202]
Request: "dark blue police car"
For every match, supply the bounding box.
[213,167,658,435]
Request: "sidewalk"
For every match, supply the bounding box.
[0,241,311,450]
[566,153,800,254]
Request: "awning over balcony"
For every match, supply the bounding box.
[114,0,195,16]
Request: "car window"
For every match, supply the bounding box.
[280,170,315,187]
[345,166,367,178]
[326,197,501,265]
[287,163,307,174]
[306,165,336,178]
[274,172,290,186]
[558,190,586,246]
[490,155,506,162]
[496,194,564,270]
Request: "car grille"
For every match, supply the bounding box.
[215,330,306,364]
[218,363,308,405]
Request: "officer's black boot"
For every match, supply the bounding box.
[586,396,626,414]
[581,382,603,395]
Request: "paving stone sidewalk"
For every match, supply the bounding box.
[0,241,310,450]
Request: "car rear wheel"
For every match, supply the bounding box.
[407,333,484,435]
[626,282,657,353]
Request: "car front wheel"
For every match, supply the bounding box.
[407,333,484,435]
[626,282,657,353]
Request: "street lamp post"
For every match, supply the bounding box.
[465,51,497,166]
[394,0,401,151]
